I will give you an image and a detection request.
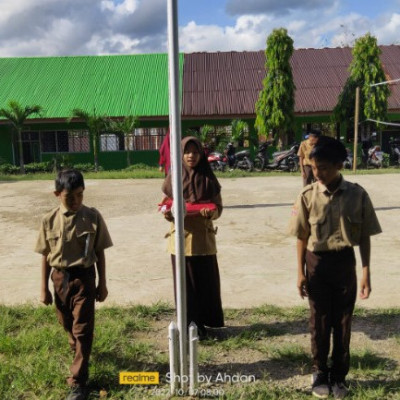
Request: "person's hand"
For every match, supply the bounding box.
[301,170,306,178]
[359,275,371,299]
[164,210,174,221]
[297,274,308,299]
[96,283,108,302]
[40,288,53,305]
[159,166,164,173]
[200,208,217,219]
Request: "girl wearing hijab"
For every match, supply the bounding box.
[162,136,224,338]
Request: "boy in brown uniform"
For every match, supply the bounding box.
[35,169,113,400]
[298,130,321,186]
[289,137,381,399]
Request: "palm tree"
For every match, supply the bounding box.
[0,100,42,174]
[107,115,137,166]
[70,108,108,172]
[231,119,249,146]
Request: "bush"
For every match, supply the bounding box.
[124,163,156,171]
[382,153,390,168]
[51,155,74,171]
[72,163,97,172]
[0,163,20,174]
[24,162,53,173]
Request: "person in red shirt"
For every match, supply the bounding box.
[159,129,171,176]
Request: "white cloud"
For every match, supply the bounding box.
[179,16,271,53]
[0,0,166,56]
[0,0,397,57]
[101,0,138,15]
[225,0,329,16]
[86,33,141,54]
[374,13,400,45]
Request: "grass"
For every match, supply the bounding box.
[0,166,399,181]
[1,304,400,399]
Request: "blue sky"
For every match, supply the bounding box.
[0,0,398,57]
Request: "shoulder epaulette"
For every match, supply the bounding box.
[300,183,315,195]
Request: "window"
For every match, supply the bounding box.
[68,131,90,152]
[133,127,167,150]
[22,132,39,142]
[100,133,125,151]
[40,130,89,153]
[100,127,167,151]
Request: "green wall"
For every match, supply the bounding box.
[0,128,14,164]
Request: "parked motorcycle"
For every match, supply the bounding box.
[208,151,227,172]
[343,148,353,169]
[254,141,299,172]
[225,143,253,172]
[389,139,400,166]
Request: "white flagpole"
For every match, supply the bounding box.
[167,0,188,392]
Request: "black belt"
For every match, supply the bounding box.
[313,247,353,256]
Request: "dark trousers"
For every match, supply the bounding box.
[171,255,224,328]
[51,266,96,387]
[303,165,315,186]
[305,248,357,381]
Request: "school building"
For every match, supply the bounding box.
[0,46,399,170]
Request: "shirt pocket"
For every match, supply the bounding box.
[309,215,329,242]
[46,230,60,251]
[76,226,95,257]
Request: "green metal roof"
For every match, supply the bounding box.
[0,53,183,119]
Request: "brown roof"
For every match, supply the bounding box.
[182,46,400,118]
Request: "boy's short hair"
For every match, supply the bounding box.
[310,136,347,164]
[55,169,85,192]
[308,129,321,137]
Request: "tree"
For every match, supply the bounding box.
[255,28,295,143]
[334,33,390,140]
[70,108,108,172]
[107,116,138,166]
[231,119,249,146]
[0,100,42,174]
[198,124,214,144]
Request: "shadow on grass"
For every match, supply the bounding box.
[217,308,400,342]
[350,352,398,371]
[205,320,309,342]
[352,309,400,340]
[347,378,400,398]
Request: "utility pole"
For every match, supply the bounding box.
[353,87,360,172]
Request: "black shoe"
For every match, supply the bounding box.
[331,380,349,399]
[197,324,208,340]
[311,372,330,399]
[66,385,87,400]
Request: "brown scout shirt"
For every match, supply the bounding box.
[289,177,382,252]
[297,139,315,166]
[35,204,113,269]
[167,194,222,256]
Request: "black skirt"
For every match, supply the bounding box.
[171,254,224,328]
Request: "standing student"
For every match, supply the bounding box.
[161,136,224,338]
[36,169,113,400]
[159,129,171,176]
[289,136,381,399]
[298,129,321,186]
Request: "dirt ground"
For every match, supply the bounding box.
[0,174,399,309]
